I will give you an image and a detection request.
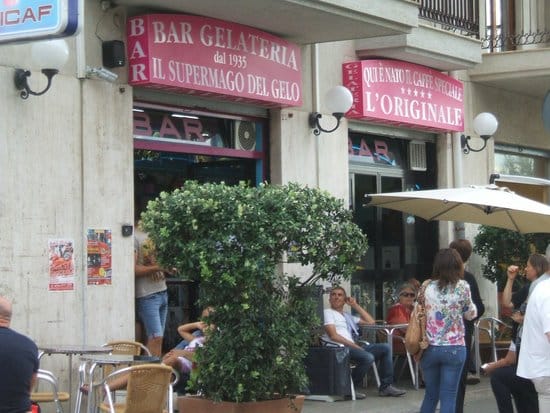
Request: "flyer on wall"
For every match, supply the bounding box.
[87,228,112,285]
[48,239,75,291]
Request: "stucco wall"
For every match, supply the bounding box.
[0,2,135,397]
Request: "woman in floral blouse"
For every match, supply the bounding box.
[420,248,477,413]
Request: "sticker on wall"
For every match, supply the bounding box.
[48,239,75,291]
[87,229,112,285]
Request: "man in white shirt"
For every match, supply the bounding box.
[517,277,550,411]
[323,286,406,398]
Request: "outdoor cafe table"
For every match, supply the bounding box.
[38,345,112,413]
[78,354,160,413]
[360,322,409,354]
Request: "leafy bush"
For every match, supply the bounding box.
[141,181,368,402]
[473,225,550,289]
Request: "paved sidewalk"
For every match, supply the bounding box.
[302,375,497,413]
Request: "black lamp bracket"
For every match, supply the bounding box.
[14,68,59,99]
[460,134,490,154]
[309,112,344,136]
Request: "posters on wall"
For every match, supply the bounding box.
[48,239,75,291]
[87,229,112,285]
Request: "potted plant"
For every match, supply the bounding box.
[141,181,368,412]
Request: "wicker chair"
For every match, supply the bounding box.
[104,341,151,356]
[102,340,152,380]
[92,363,178,413]
[31,369,70,413]
[74,341,153,413]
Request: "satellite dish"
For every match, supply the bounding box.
[542,90,550,132]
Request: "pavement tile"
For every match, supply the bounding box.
[302,375,497,413]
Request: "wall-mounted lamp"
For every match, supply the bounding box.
[14,39,69,100]
[309,85,353,136]
[461,112,499,154]
[86,66,118,83]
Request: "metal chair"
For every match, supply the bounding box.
[474,316,513,376]
[377,329,419,389]
[91,363,178,413]
[320,337,381,399]
[31,369,70,413]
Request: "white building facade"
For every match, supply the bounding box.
[1,0,549,393]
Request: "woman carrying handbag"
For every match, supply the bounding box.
[419,248,477,413]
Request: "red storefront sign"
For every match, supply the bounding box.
[343,60,464,132]
[127,14,302,107]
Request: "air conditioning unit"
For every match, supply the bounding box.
[234,121,256,150]
[409,141,427,171]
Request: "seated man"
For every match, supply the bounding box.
[0,296,39,413]
[484,340,538,413]
[323,286,406,398]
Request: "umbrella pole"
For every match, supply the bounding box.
[451,129,465,239]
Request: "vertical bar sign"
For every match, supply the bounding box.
[87,229,112,285]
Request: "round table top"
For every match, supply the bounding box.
[360,323,409,331]
[38,344,112,355]
[79,354,160,365]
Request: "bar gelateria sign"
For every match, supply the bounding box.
[343,60,464,132]
[127,14,302,107]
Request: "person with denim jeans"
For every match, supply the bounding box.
[323,286,406,398]
[135,227,172,357]
[420,248,477,413]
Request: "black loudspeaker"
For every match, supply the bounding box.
[304,346,351,396]
[102,40,125,68]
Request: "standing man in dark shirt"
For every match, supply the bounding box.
[450,239,486,413]
[0,296,39,413]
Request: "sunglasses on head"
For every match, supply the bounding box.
[400,292,415,298]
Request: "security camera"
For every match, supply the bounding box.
[86,66,118,83]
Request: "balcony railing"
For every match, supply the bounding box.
[419,0,479,38]
[481,0,550,51]
[481,29,550,51]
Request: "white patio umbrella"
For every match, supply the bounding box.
[364,184,550,234]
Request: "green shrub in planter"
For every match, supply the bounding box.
[141,181,368,402]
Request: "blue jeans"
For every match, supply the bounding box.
[420,345,466,413]
[349,342,393,389]
[136,290,168,339]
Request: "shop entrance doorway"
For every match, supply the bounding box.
[134,150,259,353]
[348,136,438,320]
[132,102,267,352]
